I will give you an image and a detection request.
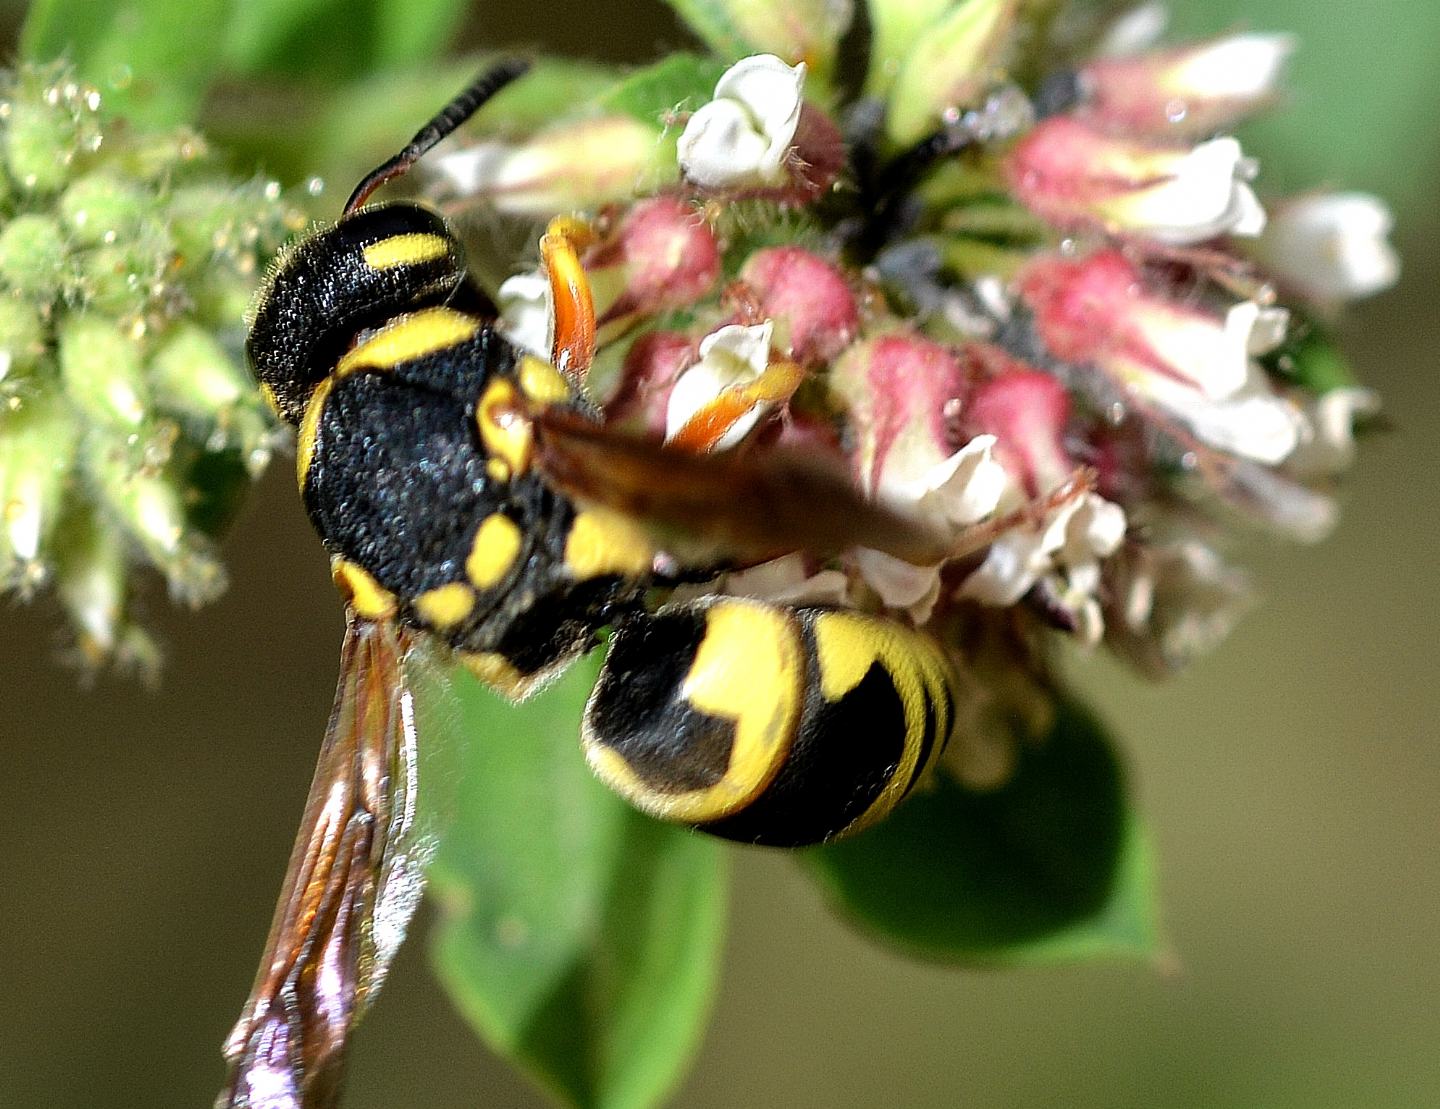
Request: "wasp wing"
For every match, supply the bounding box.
[533,409,950,566]
[217,616,440,1109]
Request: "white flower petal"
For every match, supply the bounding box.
[1170,33,1295,100]
[854,547,942,623]
[678,55,805,189]
[1105,137,1267,245]
[664,321,774,446]
[1259,192,1401,301]
[1287,386,1381,475]
[1144,371,1307,463]
[881,434,1005,528]
[1097,2,1169,57]
[725,553,851,606]
[496,271,552,359]
[959,527,1052,606]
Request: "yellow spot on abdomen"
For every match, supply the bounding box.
[461,651,540,702]
[413,581,475,630]
[332,559,397,620]
[650,600,801,823]
[467,513,523,589]
[563,509,653,580]
[361,233,450,270]
[336,308,479,376]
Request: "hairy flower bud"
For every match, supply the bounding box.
[596,197,722,321]
[438,115,670,215]
[1021,250,1305,464]
[1079,33,1294,138]
[1006,117,1265,245]
[739,246,858,363]
[0,62,297,667]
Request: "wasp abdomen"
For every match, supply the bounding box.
[583,598,958,847]
[248,203,469,423]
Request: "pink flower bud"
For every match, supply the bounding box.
[961,356,1073,497]
[1005,116,1264,245]
[1079,34,1294,138]
[1019,250,1306,464]
[594,197,721,321]
[739,246,858,364]
[605,331,694,435]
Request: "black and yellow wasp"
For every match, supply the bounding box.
[220,61,965,1108]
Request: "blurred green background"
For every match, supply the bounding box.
[1,0,1437,1106]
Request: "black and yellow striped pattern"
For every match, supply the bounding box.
[582,598,958,847]
[249,201,652,695]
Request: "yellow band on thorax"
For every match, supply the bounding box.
[336,307,480,377]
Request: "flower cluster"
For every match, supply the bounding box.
[437,3,1391,778]
[0,63,302,674]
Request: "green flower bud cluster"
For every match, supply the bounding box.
[0,62,305,675]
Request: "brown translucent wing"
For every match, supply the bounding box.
[217,616,436,1109]
[533,409,951,566]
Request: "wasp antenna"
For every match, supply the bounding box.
[344,58,532,216]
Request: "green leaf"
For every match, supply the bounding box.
[220,0,463,79]
[804,697,1159,964]
[663,0,852,89]
[659,1,753,63]
[1266,322,1359,394]
[429,657,728,1109]
[597,54,729,128]
[864,0,953,98]
[20,0,234,126]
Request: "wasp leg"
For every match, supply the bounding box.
[668,359,805,453]
[540,216,597,384]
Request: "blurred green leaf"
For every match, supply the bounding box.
[865,0,954,98]
[220,0,462,80]
[804,697,1160,964]
[1266,323,1358,394]
[597,53,728,128]
[429,657,728,1109]
[20,0,233,126]
[659,1,753,63]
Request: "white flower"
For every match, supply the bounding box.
[1096,2,1168,57]
[1118,541,1254,670]
[1165,34,1295,101]
[1287,386,1382,475]
[724,553,850,606]
[1256,193,1401,301]
[678,55,806,190]
[1008,120,1266,246]
[1022,252,1305,465]
[1140,361,1310,465]
[961,492,1126,611]
[1105,136,1266,244]
[495,270,551,359]
[875,434,1007,531]
[855,436,1007,623]
[664,321,774,448]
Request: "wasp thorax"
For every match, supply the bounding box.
[248,203,469,423]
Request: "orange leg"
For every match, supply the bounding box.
[540,216,597,384]
[669,360,806,453]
